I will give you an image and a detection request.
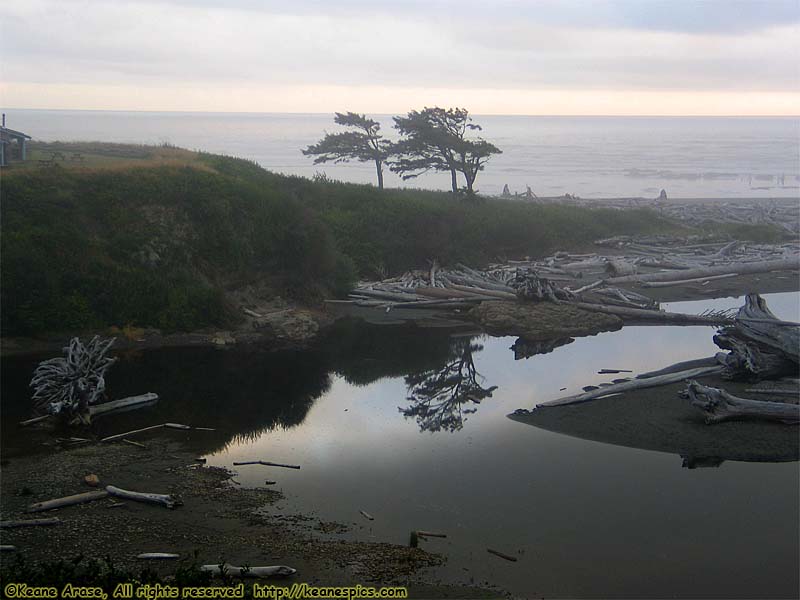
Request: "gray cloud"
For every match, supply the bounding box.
[118,0,800,34]
[1,0,797,104]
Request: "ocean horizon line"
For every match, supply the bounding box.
[3,107,798,119]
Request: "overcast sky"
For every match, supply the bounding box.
[1,0,798,115]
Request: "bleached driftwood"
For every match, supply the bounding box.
[19,414,53,426]
[101,424,166,443]
[232,460,300,469]
[30,336,117,422]
[88,393,159,419]
[715,294,799,379]
[637,356,722,379]
[1,518,61,528]
[685,381,800,424]
[640,273,739,288]
[573,302,733,325]
[744,388,798,397]
[733,294,799,363]
[447,283,517,301]
[511,270,573,303]
[537,365,724,408]
[137,553,180,559]
[359,510,374,521]
[101,422,204,443]
[106,485,181,509]
[200,564,297,578]
[0,545,16,552]
[605,260,637,277]
[27,490,109,513]
[604,257,798,285]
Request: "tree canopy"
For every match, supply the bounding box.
[303,112,391,189]
[391,107,501,194]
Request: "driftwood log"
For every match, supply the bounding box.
[574,302,733,325]
[106,485,181,509]
[88,393,159,419]
[27,490,110,513]
[1,518,62,528]
[715,294,799,379]
[685,381,799,424]
[604,257,798,285]
[487,548,518,562]
[200,564,297,578]
[537,365,725,408]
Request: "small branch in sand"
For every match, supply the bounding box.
[123,439,147,449]
[359,510,374,521]
[137,553,180,560]
[487,548,518,562]
[101,422,213,443]
[101,424,166,443]
[416,531,447,538]
[1,518,62,528]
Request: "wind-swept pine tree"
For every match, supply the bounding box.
[303,112,392,189]
[391,107,501,194]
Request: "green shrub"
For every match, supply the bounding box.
[1,150,733,337]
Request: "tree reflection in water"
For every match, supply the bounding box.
[401,339,497,433]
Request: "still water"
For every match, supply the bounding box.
[2,293,798,597]
[5,109,800,199]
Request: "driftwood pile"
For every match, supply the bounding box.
[537,196,800,235]
[527,294,799,425]
[332,238,798,326]
[657,199,800,235]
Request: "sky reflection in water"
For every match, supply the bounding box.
[206,292,799,598]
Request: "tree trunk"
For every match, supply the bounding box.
[375,160,384,189]
[450,168,458,193]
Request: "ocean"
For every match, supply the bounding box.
[4,109,799,199]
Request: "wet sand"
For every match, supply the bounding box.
[0,435,496,598]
